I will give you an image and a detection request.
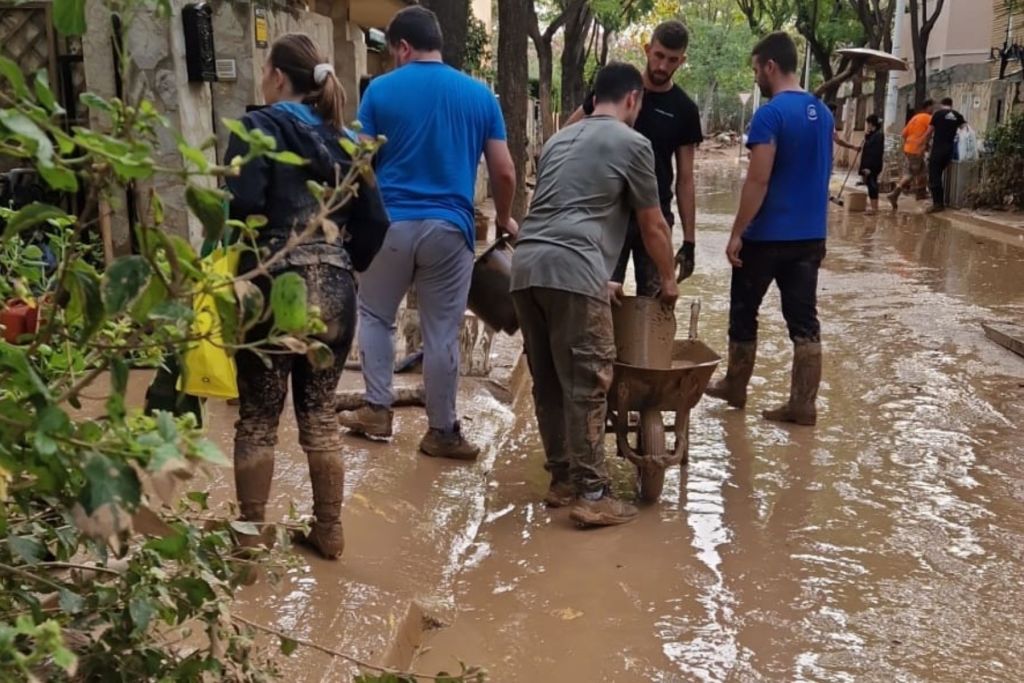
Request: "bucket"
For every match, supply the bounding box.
[612,296,676,369]
[467,236,518,335]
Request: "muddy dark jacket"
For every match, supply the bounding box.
[224,105,389,272]
[860,129,884,175]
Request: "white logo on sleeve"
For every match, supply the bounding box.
[807,104,819,121]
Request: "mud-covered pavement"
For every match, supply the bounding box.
[194,161,1024,682]
[411,162,1024,682]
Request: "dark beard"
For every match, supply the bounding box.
[647,67,671,86]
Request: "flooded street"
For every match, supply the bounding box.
[414,161,1024,682]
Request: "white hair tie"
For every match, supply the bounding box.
[313,63,335,85]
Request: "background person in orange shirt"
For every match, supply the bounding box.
[888,99,935,209]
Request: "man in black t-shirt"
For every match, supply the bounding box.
[566,20,703,296]
[922,97,966,213]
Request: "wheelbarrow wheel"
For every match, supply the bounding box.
[637,409,667,503]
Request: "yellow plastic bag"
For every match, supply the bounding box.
[179,248,240,400]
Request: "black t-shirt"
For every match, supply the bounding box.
[930,108,966,152]
[583,85,703,208]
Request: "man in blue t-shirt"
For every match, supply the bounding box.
[705,32,831,427]
[338,6,517,460]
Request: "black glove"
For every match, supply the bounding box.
[675,241,695,282]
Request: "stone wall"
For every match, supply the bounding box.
[210,2,334,156]
[82,0,218,250]
[82,0,337,250]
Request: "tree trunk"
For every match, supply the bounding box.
[422,0,470,70]
[908,0,948,108]
[559,0,593,122]
[497,0,530,221]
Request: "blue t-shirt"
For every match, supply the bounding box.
[358,62,506,251]
[744,91,833,242]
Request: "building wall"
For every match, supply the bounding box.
[898,0,995,87]
[991,0,1024,78]
[472,0,492,29]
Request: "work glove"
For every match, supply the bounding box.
[675,241,695,283]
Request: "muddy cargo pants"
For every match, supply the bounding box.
[233,263,356,536]
[512,287,616,495]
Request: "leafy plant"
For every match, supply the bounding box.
[0,0,395,680]
[970,112,1024,210]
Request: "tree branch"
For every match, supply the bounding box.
[231,614,484,682]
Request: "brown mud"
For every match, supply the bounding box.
[411,161,1024,682]
[148,159,1024,681]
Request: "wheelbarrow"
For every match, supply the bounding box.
[607,297,720,502]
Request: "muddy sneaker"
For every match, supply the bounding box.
[544,480,576,508]
[569,494,639,527]
[338,404,393,438]
[418,423,480,461]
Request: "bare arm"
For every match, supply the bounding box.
[833,130,859,151]
[484,139,518,236]
[675,144,697,243]
[565,105,586,127]
[922,125,935,145]
[635,206,679,305]
[726,143,776,267]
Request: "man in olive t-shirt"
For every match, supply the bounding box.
[510,63,678,529]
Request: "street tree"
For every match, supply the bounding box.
[847,0,896,114]
[422,0,471,70]
[528,0,584,141]
[907,0,947,107]
[498,0,531,220]
[735,0,795,33]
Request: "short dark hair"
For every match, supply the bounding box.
[921,98,934,109]
[751,31,798,75]
[941,97,954,106]
[593,62,644,105]
[651,20,689,52]
[386,6,443,52]
[866,114,881,128]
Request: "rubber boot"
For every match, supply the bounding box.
[762,341,822,426]
[705,341,757,408]
[295,449,345,559]
[233,442,276,550]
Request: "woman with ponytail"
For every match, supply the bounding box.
[225,33,389,560]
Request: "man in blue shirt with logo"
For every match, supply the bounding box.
[338,6,518,460]
[705,32,831,427]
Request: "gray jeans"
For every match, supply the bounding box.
[357,219,474,431]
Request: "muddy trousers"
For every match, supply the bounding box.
[234,264,356,541]
[512,288,616,495]
[611,204,673,297]
[356,220,473,431]
[728,239,826,344]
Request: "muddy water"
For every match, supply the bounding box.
[415,161,1024,681]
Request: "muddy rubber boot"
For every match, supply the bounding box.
[762,341,822,426]
[705,341,757,408]
[294,449,345,559]
[338,403,393,439]
[544,478,576,508]
[233,442,276,551]
[419,422,480,461]
[569,493,639,527]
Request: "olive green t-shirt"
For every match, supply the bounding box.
[510,115,660,300]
